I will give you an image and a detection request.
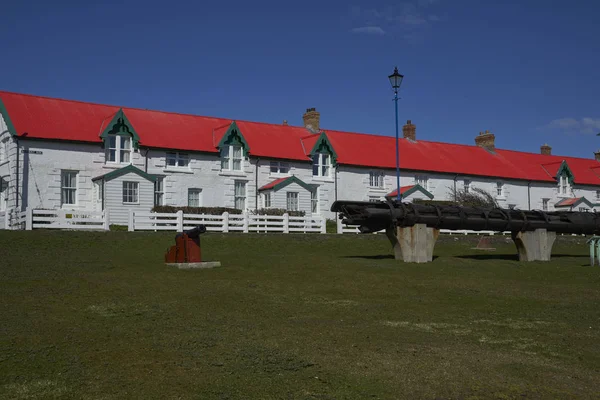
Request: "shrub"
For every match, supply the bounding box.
[253,208,305,217]
[152,206,243,215]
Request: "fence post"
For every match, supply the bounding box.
[176,210,184,232]
[337,217,343,234]
[243,212,249,233]
[128,210,134,232]
[320,217,326,234]
[283,213,289,234]
[103,208,110,231]
[4,209,10,230]
[223,212,229,233]
[25,208,33,230]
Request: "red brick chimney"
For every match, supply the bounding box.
[402,120,416,141]
[540,143,552,155]
[475,130,495,152]
[283,120,288,126]
[303,108,320,133]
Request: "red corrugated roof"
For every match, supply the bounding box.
[2,90,600,185]
[386,185,416,197]
[258,177,289,191]
[555,197,582,207]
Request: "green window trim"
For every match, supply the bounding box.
[556,160,575,184]
[217,121,250,154]
[99,108,140,149]
[309,132,337,165]
[0,98,18,137]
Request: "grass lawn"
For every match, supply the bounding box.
[1,231,599,399]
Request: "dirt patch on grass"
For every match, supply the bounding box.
[3,380,69,399]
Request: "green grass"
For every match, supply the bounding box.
[1,231,599,399]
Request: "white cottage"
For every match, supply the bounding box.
[1,90,600,226]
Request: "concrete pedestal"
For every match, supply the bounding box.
[511,229,556,262]
[386,224,439,263]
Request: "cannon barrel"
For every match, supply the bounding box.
[331,200,600,235]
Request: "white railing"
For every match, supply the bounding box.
[129,210,326,234]
[1,208,109,231]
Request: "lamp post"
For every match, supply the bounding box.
[388,66,404,202]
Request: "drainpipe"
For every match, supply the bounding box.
[15,136,20,211]
[255,158,260,211]
[453,174,458,202]
[527,181,531,210]
[143,147,150,173]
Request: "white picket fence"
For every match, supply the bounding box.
[1,208,109,231]
[129,210,326,234]
[336,218,510,235]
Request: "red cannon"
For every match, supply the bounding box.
[165,225,207,263]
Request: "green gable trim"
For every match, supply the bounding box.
[309,132,338,165]
[217,121,250,153]
[259,175,317,193]
[385,184,434,200]
[0,98,18,137]
[92,164,156,183]
[556,160,575,184]
[99,109,140,149]
[555,197,594,209]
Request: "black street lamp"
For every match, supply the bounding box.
[388,67,404,202]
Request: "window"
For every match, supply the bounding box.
[0,178,7,211]
[312,153,331,178]
[221,145,244,171]
[264,192,271,208]
[270,161,290,174]
[122,181,139,204]
[415,175,428,190]
[369,196,380,203]
[287,192,299,211]
[496,182,504,197]
[542,199,549,211]
[234,181,246,210]
[106,135,132,164]
[154,177,164,206]
[0,138,8,163]
[579,207,588,212]
[61,170,78,206]
[369,172,384,188]
[596,190,600,201]
[464,179,471,193]
[311,190,318,213]
[559,176,569,195]
[166,152,189,168]
[188,188,202,207]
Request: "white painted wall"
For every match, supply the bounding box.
[268,181,313,214]
[104,172,154,225]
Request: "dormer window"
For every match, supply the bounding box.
[106,135,132,164]
[313,153,331,178]
[559,175,569,195]
[221,145,243,171]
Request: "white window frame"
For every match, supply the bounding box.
[559,176,569,196]
[287,192,299,211]
[60,170,78,206]
[106,134,132,164]
[311,189,318,214]
[496,182,504,197]
[264,192,271,208]
[0,138,9,164]
[122,181,139,204]
[313,153,331,179]
[369,172,384,188]
[166,152,190,169]
[234,181,246,210]
[368,196,381,203]
[0,178,7,211]
[542,198,549,211]
[221,145,244,172]
[415,175,429,190]
[188,188,202,207]
[154,177,164,206]
[579,207,588,212]
[270,161,290,175]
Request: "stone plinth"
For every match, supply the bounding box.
[386,224,439,263]
[166,261,221,270]
[511,229,556,261]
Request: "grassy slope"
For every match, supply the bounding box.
[0,231,599,399]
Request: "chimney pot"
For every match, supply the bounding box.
[594,150,600,162]
[402,120,416,141]
[475,130,495,152]
[303,107,320,133]
[540,143,552,155]
[283,120,288,126]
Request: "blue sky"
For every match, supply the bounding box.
[1,0,599,158]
